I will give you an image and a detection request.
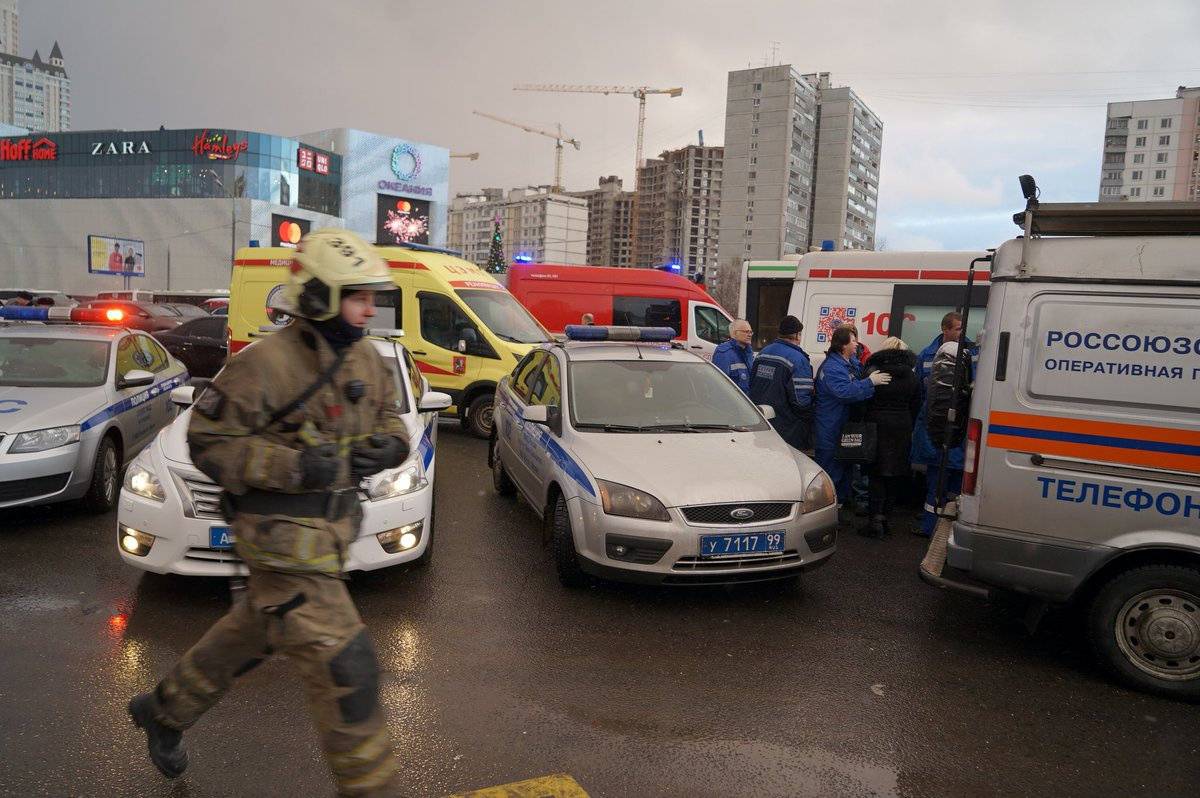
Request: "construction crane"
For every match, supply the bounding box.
[513,84,683,182]
[472,110,580,191]
[451,152,480,161]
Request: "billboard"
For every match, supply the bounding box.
[271,213,311,248]
[88,234,145,277]
[375,193,430,246]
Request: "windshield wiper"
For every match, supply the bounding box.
[575,422,647,432]
[643,422,750,432]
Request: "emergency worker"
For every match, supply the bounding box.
[911,311,964,536]
[814,326,891,505]
[712,318,754,394]
[128,229,409,797]
[749,315,814,451]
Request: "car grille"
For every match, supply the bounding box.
[178,472,224,520]
[184,547,243,563]
[672,549,802,571]
[0,472,70,502]
[681,502,794,526]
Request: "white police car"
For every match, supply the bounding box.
[490,325,838,587]
[117,334,451,575]
[0,306,188,512]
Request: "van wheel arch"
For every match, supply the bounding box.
[1073,547,1200,607]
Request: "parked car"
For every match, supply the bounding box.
[161,303,208,319]
[153,315,228,378]
[82,300,183,333]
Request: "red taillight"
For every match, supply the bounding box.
[962,417,982,495]
[104,308,124,322]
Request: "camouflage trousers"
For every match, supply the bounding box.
[154,568,397,796]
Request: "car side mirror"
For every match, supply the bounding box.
[119,369,155,389]
[418,391,452,413]
[522,404,549,425]
[758,404,776,421]
[170,386,196,407]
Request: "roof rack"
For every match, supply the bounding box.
[1013,201,1200,237]
[385,241,465,257]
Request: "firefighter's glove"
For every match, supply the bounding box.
[868,371,892,387]
[299,444,341,490]
[350,434,410,480]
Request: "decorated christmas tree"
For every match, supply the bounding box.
[485,216,506,274]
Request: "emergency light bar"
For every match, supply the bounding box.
[0,306,125,323]
[563,325,675,343]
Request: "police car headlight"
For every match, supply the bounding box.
[597,479,671,522]
[802,471,837,513]
[9,425,81,453]
[124,462,165,502]
[367,463,426,501]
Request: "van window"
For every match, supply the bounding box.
[418,292,479,351]
[373,288,400,329]
[899,305,986,352]
[613,296,681,335]
[455,289,548,344]
[694,305,730,345]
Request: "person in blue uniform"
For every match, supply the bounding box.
[749,315,814,451]
[712,319,754,394]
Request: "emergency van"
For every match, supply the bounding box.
[739,250,989,356]
[946,201,1200,700]
[506,263,734,359]
[227,242,551,439]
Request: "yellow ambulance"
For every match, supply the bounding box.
[227,243,551,438]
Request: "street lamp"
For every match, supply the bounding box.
[205,169,238,270]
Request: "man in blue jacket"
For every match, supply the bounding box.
[911,312,964,536]
[815,326,891,505]
[749,315,814,451]
[712,319,754,394]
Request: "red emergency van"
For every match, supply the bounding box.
[506,264,734,358]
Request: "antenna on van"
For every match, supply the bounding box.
[1015,174,1039,277]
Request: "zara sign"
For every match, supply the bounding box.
[90,139,152,156]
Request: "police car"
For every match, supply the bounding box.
[0,306,188,512]
[490,325,839,587]
[117,333,451,575]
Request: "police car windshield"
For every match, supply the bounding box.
[570,360,766,431]
[456,290,549,344]
[0,338,109,387]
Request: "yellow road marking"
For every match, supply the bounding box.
[445,773,589,798]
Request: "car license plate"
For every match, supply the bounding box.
[209,526,235,550]
[699,531,784,558]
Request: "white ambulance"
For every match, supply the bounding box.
[946,200,1200,700]
[739,250,990,359]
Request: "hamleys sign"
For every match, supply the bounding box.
[0,137,58,162]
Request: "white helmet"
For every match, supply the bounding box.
[286,229,392,321]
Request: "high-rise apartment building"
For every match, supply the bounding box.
[448,186,588,269]
[0,2,69,131]
[633,144,723,280]
[568,175,635,267]
[716,66,881,276]
[1100,86,1200,203]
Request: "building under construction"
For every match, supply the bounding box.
[568,176,635,267]
[633,145,724,280]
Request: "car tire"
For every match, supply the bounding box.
[464,394,494,440]
[551,494,587,589]
[83,435,121,514]
[492,440,516,497]
[1087,564,1200,701]
[412,480,436,569]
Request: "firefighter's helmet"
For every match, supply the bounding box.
[287,229,391,321]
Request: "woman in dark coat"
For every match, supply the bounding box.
[860,337,920,537]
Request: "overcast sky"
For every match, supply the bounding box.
[20,0,1200,251]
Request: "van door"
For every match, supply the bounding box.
[799,281,893,357]
[410,291,484,405]
[688,302,732,360]
[974,286,1200,548]
[747,278,794,350]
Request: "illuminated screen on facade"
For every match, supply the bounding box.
[375,193,430,246]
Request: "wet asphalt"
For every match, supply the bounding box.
[1,423,1198,798]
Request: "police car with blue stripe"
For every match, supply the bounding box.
[490,325,839,587]
[117,332,450,575]
[0,305,188,512]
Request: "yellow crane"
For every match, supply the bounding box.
[472,110,581,192]
[513,84,684,182]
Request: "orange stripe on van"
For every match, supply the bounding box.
[986,433,1200,474]
[387,260,428,270]
[989,411,1200,448]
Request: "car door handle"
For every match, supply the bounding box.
[690,345,703,349]
[411,350,428,356]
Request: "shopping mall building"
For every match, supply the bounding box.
[0,126,450,293]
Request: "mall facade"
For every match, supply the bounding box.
[0,126,449,293]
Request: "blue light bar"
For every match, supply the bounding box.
[563,325,676,343]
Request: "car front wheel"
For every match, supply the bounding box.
[83,436,121,513]
[550,494,587,589]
